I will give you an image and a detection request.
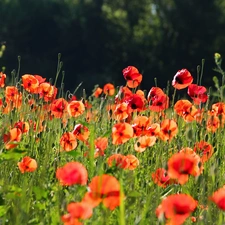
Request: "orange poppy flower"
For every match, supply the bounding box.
[152,168,177,188]
[158,119,178,142]
[61,215,82,225]
[3,128,22,149]
[132,116,151,137]
[93,87,103,98]
[21,74,39,93]
[0,72,6,88]
[60,132,77,151]
[64,202,93,220]
[113,102,129,121]
[103,83,115,96]
[94,137,108,157]
[56,162,88,186]
[112,122,133,145]
[206,115,220,133]
[83,174,121,210]
[72,124,90,142]
[67,100,85,118]
[172,69,193,90]
[146,123,160,136]
[210,187,225,210]
[136,89,146,99]
[211,102,225,115]
[5,86,19,102]
[107,154,130,169]
[187,84,208,105]
[134,135,156,152]
[50,98,68,118]
[174,100,198,122]
[193,141,214,163]
[122,66,142,88]
[14,121,29,134]
[126,154,139,170]
[156,194,198,225]
[210,102,225,126]
[167,151,202,185]
[38,82,57,102]
[18,156,38,173]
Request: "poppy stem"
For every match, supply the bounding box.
[119,177,125,225]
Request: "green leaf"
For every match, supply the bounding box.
[0,205,7,217]
[65,150,80,158]
[127,191,142,197]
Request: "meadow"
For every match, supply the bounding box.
[0,49,225,225]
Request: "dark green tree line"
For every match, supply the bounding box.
[1,0,225,95]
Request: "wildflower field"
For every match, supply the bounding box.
[1,48,225,225]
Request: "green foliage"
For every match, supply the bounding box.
[1,0,225,94]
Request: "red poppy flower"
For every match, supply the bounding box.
[61,215,81,225]
[65,202,93,220]
[18,156,38,173]
[112,122,133,145]
[147,87,165,101]
[50,98,68,118]
[147,87,169,112]
[210,187,225,210]
[149,94,169,112]
[172,69,193,90]
[83,174,121,210]
[124,93,144,111]
[14,121,29,134]
[0,72,6,88]
[156,194,198,225]
[187,84,208,105]
[56,162,88,186]
[152,168,177,188]
[193,141,214,163]
[60,132,77,151]
[33,75,46,84]
[122,66,142,88]
[167,151,202,185]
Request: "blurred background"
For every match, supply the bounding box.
[1,0,225,96]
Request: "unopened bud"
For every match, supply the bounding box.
[1,45,6,52]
